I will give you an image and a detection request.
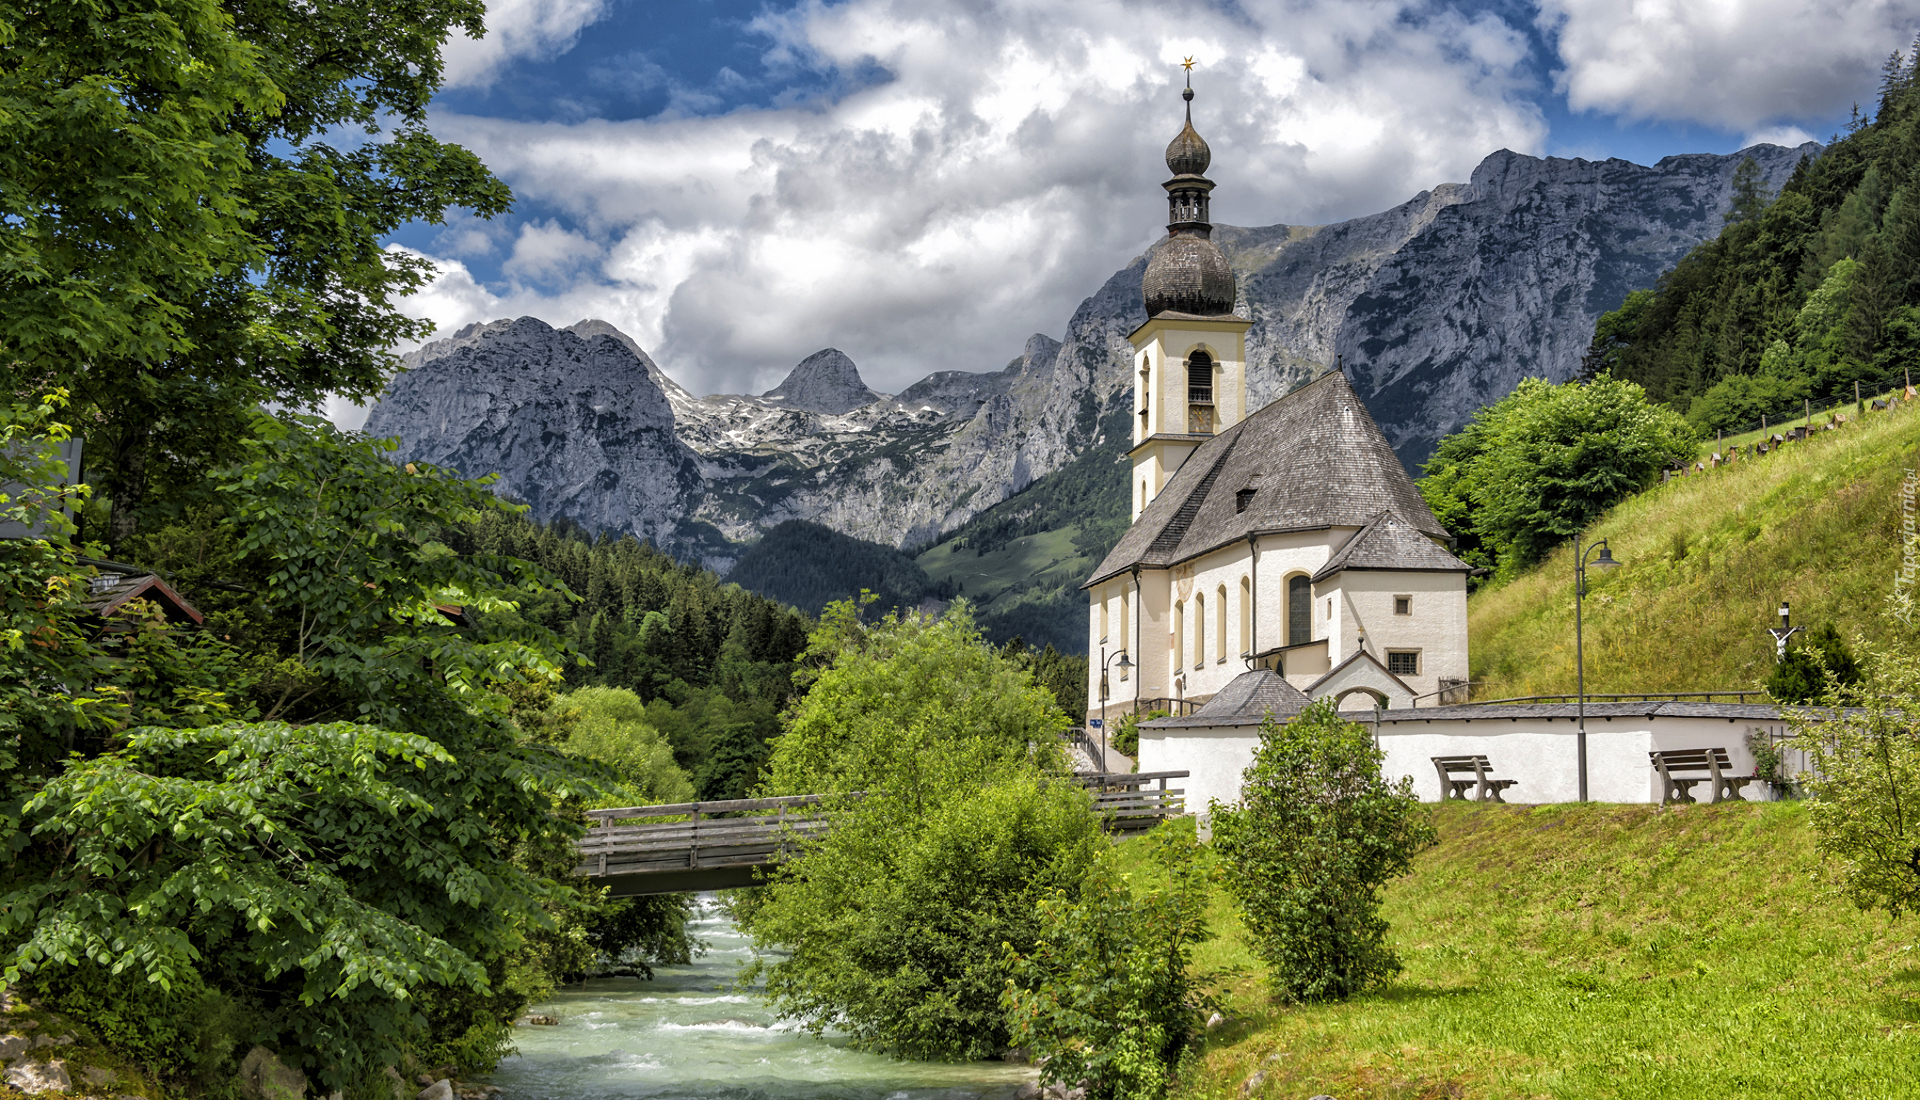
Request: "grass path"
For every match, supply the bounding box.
[1171,802,1917,1100]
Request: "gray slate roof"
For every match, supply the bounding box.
[1144,670,1312,729]
[1086,370,1447,586]
[1146,697,1796,731]
[1371,700,1788,723]
[1312,509,1470,582]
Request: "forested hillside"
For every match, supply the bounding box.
[1587,45,1920,429]
[725,519,952,617]
[455,514,813,801]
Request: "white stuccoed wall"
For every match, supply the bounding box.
[1142,708,1793,808]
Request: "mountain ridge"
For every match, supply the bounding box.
[367,142,1818,607]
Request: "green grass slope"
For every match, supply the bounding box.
[1176,802,1917,1100]
[1469,398,1920,698]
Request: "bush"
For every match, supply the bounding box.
[1004,821,1214,1100]
[1209,700,1435,1002]
[1765,621,1863,704]
[741,601,1101,1059]
[1787,641,1920,918]
[1418,375,1697,575]
[550,686,696,806]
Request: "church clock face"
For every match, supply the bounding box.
[1189,405,1214,434]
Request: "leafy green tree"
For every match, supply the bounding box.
[740,600,1100,1060]
[1004,821,1214,1100]
[550,687,695,806]
[0,411,601,1088]
[1766,622,1863,704]
[1786,643,1920,917]
[0,0,511,548]
[1418,376,1696,574]
[1209,701,1435,1003]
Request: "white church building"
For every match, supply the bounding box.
[1082,78,1472,725]
[1081,77,1793,809]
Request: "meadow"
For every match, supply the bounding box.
[1171,802,1918,1100]
[1469,395,1920,699]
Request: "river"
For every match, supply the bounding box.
[490,897,1036,1100]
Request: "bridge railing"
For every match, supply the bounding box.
[576,793,861,880]
[1071,770,1188,834]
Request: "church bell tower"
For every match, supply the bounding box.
[1128,64,1251,521]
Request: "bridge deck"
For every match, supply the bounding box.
[576,773,1186,896]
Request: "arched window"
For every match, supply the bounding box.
[1216,584,1227,661]
[1239,576,1251,655]
[1173,599,1185,670]
[1119,591,1130,679]
[1187,351,1213,404]
[1288,574,1311,646]
[1193,593,1205,667]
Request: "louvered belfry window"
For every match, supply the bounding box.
[1187,352,1214,433]
[1187,352,1213,404]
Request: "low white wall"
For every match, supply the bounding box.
[1142,712,1782,806]
[1138,727,1261,814]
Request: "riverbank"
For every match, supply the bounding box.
[1175,801,1919,1099]
[495,897,1035,1100]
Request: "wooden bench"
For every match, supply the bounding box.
[1431,756,1517,803]
[1649,747,1755,804]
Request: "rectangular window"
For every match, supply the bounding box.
[1119,593,1129,679]
[1216,584,1227,662]
[1394,595,1411,616]
[1100,594,1110,641]
[1239,576,1251,655]
[1387,650,1420,677]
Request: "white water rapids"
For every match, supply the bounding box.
[490,897,1035,1100]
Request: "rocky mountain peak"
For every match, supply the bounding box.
[762,348,880,414]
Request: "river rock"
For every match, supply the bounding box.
[1014,1084,1041,1100]
[418,1078,455,1100]
[0,1034,28,1060]
[81,1065,115,1085]
[5,1059,70,1094]
[239,1045,308,1100]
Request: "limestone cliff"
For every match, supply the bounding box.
[363,144,1816,569]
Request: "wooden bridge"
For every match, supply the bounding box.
[575,771,1188,896]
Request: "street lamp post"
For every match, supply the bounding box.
[1099,648,1134,774]
[1574,535,1622,802]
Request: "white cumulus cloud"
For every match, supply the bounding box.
[441,0,611,89]
[410,0,1554,398]
[1540,0,1920,130]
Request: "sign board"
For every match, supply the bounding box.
[1086,719,1103,729]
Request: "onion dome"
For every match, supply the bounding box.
[1165,88,1211,176]
[1142,76,1236,318]
[1144,235,1236,316]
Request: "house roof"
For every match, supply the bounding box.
[1304,648,1417,700]
[80,573,204,625]
[1311,508,1469,582]
[1142,669,1312,729]
[1086,370,1448,587]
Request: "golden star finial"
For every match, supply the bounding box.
[1182,56,1195,71]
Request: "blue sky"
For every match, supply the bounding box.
[348,0,1919,424]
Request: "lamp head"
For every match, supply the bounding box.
[1591,542,1622,571]
[1115,652,1133,669]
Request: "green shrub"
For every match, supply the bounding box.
[21,965,246,1091]
[741,601,1101,1060]
[1209,700,1435,1002]
[1765,621,1862,704]
[1004,820,1214,1100]
[1788,640,1920,918]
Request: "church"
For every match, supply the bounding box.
[1082,76,1473,724]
